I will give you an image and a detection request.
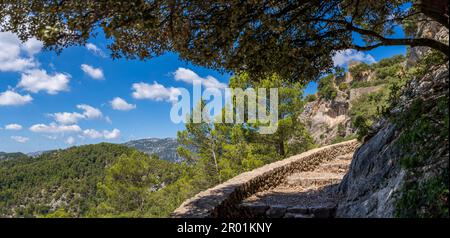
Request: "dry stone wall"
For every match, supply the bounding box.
[171,140,359,218]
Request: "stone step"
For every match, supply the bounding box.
[335,153,354,161]
[285,172,343,187]
[266,205,288,218]
[238,202,269,217]
[239,202,337,218]
[285,202,336,218]
[283,212,314,218]
[315,160,350,174]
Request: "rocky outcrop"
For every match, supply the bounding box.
[336,121,404,217]
[301,76,383,146]
[336,19,449,218]
[171,140,359,218]
[301,92,353,146]
[407,20,449,67]
[349,85,384,102]
[337,62,449,217]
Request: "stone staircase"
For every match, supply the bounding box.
[237,153,353,218]
[172,140,359,218]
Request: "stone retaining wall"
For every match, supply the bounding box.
[171,140,359,218]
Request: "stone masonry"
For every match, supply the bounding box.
[171,140,359,218]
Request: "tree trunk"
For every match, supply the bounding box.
[278,140,286,157]
[211,148,221,183]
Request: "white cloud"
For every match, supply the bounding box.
[103,129,120,139]
[132,82,181,103]
[83,128,120,140]
[50,112,84,125]
[82,129,104,139]
[110,97,136,111]
[11,136,29,143]
[5,124,22,130]
[0,58,35,72]
[0,32,39,72]
[77,104,103,119]
[0,90,33,106]
[65,136,75,145]
[332,49,376,67]
[81,64,104,80]
[45,135,58,140]
[29,123,81,134]
[0,31,70,97]
[173,68,226,89]
[23,38,44,56]
[85,43,105,57]
[48,104,102,124]
[18,69,71,94]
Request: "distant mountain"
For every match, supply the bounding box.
[0,152,28,161]
[123,138,181,162]
[27,150,54,158]
[22,138,181,162]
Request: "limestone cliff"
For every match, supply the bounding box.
[337,63,448,218]
[336,22,449,218]
[300,67,384,146]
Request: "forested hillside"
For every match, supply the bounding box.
[123,138,181,162]
[0,143,181,217]
[0,152,28,161]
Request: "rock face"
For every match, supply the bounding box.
[300,74,383,146]
[337,58,449,218]
[336,19,449,218]
[407,20,449,67]
[336,122,404,217]
[301,91,353,146]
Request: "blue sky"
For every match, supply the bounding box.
[0,29,406,153]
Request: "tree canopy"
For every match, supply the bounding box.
[1,0,448,82]
[176,73,315,185]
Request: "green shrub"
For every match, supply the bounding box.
[396,169,449,218]
[375,64,403,80]
[338,82,349,91]
[331,135,357,144]
[373,55,405,68]
[349,55,406,89]
[349,90,389,140]
[305,94,317,102]
[349,62,371,80]
[318,74,338,100]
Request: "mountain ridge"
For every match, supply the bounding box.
[122,137,180,162]
[2,137,180,162]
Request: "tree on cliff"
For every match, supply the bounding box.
[1,0,448,82]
